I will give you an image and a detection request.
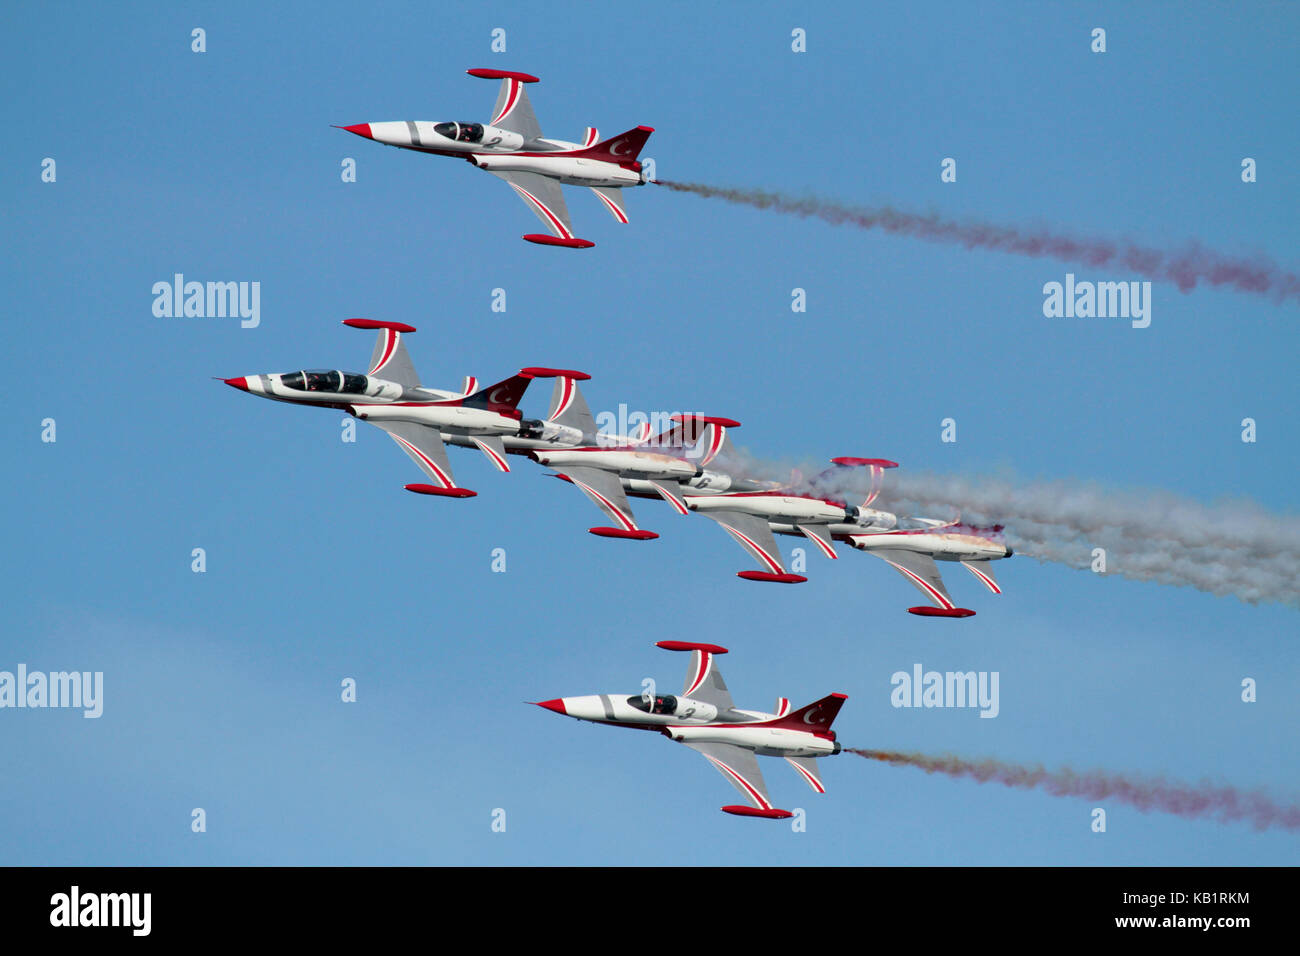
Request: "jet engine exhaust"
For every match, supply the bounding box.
[657,181,1300,303]
[847,748,1300,831]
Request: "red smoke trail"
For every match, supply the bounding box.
[847,748,1300,831]
[657,181,1300,302]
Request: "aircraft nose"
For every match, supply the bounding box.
[223,377,250,392]
[1005,546,1014,558]
[336,123,373,140]
[534,699,567,715]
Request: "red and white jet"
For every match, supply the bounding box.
[337,69,653,248]
[686,458,1013,615]
[535,642,847,819]
[529,414,768,541]
[222,318,589,498]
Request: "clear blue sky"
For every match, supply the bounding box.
[2,1,1297,865]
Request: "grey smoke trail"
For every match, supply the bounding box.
[657,181,1300,303]
[849,749,1300,831]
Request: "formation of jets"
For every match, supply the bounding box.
[337,69,653,248]
[220,69,1015,818]
[223,319,1012,619]
[536,642,847,818]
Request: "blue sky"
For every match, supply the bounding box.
[2,1,1297,865]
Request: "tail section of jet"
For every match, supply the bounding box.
[760,693,848,737]
[571,126,655,166]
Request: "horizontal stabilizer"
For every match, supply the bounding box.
[962,560,1002,594]
[590,186,629,223]
[649,480,689,515]
[786,756,826,794]
[470,435,510,472]
[797,524,838,560]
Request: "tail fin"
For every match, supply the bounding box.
[649,414,740,464]
[763,693,847,732]
[461,372,534,412]
[572,126,654,164]
[817,458,899,508]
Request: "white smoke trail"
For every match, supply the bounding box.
[711,446,1300,607]
[876,472,1300,606]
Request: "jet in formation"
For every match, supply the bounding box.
[337,69,653,248]
[535,642,847,818]
[222,322,1012,615]
[682,459,1013,616]
[222,318,591,498]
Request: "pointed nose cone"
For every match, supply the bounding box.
[534,699,567,715]
[336,123,373,140]
[223,377,250,392]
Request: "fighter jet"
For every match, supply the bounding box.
[686,458,1013,615]
[535,642,847,819]
[681,458,898,583]
[529,414,763,540]
[337,69,653,248]
[832,518,1012,617]
[222,318,588,498]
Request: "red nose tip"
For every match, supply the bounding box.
[337,123,373,139]
[534,699,567,715]
[223,377,249,391]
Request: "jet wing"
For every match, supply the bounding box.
[676,644,733,711]
[867,548,957,610]
[547,376,598,437]
[700,510,798,579]
[553,465,651,537]
[683,741,777,812]
[486,169,577,240]
[372,420,460,490]
[343,318,422,390]
[480,71,543,140]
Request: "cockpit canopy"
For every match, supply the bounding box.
[279,369,369,394]
[433,121,484,143]
[626,694,678,715]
